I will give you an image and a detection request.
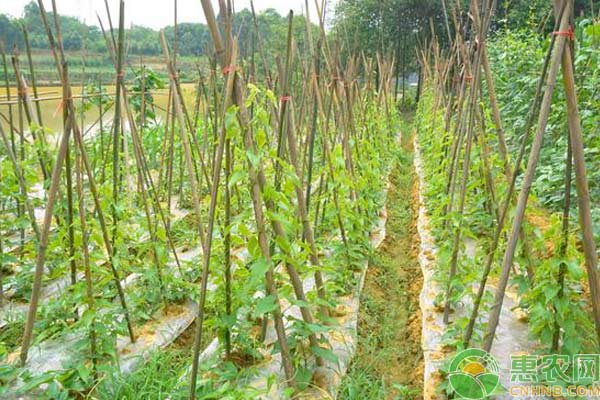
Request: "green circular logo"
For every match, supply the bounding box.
[448,348,500,399]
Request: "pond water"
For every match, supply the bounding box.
[0,83,199,134]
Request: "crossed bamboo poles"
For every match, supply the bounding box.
[0,0,400,398]
[419,0,600,353]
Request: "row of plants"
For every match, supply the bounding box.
[416,85,596,354]
[486,18,600,237]
[0,1,401,398]
[414,2,599,397]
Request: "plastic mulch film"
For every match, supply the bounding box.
[413,137,536,400]
[244,169,392,399]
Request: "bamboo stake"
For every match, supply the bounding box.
[110,1,126,277]
[226,1,325,365]
[160,31,235,396]
[277,12,328,316]
[71,80,137,345]
[19,66,73,366]
[305,40,322,215]
[552,133,572,352]
[197,0,297,395]
[1,42,21,255]
[223,136,232,358]
[0,123,41,242]
[20,2,136,364]
[443,0,487,324]
[469,1,535,283]
[483,2,573,352]
[74,126,98,375]
[463,8,559,347]
[64,127,77,290]
[97,2,185,281]
[274,13,295,190]
[21,26,44,129]
[1,44,23,259]
[125,94,165,301]
[122,89,184,276]
[160,34,222,397]
[103,0,117,53]
[11,50,51,182]
[140,64,146,129]
[558,8,600,344]
[17,64,25,253]
[313,75,349,252]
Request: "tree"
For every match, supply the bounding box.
[0,14,22,49]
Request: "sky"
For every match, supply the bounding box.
[0,0,336,29]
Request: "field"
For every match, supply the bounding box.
[1,1,600,400]
[1,51,204,85]
[0,82,199,132]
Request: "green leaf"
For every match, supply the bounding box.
[248,237,260,259]
[250,257,269,280]
[16,373,55,395]
[78,309,95,327]
[306,323,331,334]
[228,170,245,189]
[274,236,291,254]
[311,346,338,364]
[543,285,559,301]
[255,295,278,316]
[246,150,260,168]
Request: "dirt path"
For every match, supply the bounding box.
[340,134,424,400]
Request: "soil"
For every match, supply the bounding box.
[171,321,196,349]
[225,349,261,368]
[525,206,556,257]
[352,133,424,399]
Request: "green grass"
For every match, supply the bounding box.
[339,367,387,399]
[94,348,191,400]
[0,320,25,356]
[339,126,423,400]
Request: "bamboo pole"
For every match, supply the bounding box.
[0,45,15,155]
[2,44,23,260]
[223,136,233,358]
[277,12,328,317]
[74,126,98,375]
[19,65,73,366]
[558,8,600,344]
[552,133,572,352]
[483,2,573,352]
[196,1,298,395]
[471,1,535,283]
[443,0,487,324]
[11,50,51,182]
[463,8,558,347]
[110,1,126,279]
[20,2,136,366]
[0,123,41,242]
[161,31,238,397]
[21,25,44,130]
[305,40,321,215]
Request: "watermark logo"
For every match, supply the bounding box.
[448,351,600,398]
[509,354,600,397]
[449,348,500,399]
